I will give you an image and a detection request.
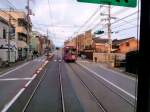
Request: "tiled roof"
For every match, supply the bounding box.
[93,37,109,43]
[112,37,136,45]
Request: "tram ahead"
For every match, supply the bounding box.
[62,46,77,62]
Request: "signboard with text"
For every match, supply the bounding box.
[77,0,137,7]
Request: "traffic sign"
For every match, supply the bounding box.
[77,0,137,7]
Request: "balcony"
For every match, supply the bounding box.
[16,27,27,35]
[18,33,27,43]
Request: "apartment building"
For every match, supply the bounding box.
[0,10,32,60]
[0,16,17,63]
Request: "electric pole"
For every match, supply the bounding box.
[107,4,112,53]
[26,0,30,60]
[47,29,49,56]
[8,8,12,64]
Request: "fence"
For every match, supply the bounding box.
[93,53,125,67]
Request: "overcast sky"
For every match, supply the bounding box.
[0,0,140,47]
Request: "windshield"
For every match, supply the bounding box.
[0,0,143,112]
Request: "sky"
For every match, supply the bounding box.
[0,0,140,47]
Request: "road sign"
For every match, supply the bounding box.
[77,0,137,7]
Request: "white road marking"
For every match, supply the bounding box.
[76,60,91,63]
[24,80,32,87]
[1,57,48,112]
[78,63,136,100]
[31,74,37,80]
[1,88,25,112]
[54,60,57,62]
[0,62,30,78]
[0,78,32,81]
[98,64,136,81]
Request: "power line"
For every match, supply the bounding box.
[72,6,101,36]
[112,18,138,29]
[113,25,138,33]
[111,11,138,25]
[5,0,16,9]
[0,9,17,22]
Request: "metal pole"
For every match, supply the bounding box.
[107,4,112,53]
[47,29,49,56]
[8,8,11,64]
[27,0,30,60]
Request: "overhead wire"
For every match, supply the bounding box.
[5,0,16,9]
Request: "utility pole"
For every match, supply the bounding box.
[26,0,30,60]
[8,8,12,64]
[46,29,50,56]
[107,4,112,53]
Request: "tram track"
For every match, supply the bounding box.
[76,63,136,107]
[69,63,136,112]
[69,63,108,112]
[22,60,65,112]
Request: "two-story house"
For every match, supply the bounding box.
[112,37,138,54]
[92,37,109,53]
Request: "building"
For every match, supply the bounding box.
[76,34,85,52]
[0,16,17,63]
[0,10,32,60]
[84,30,93,49]
[112,37,138,54]
[30,31,41,55]
[92,37,109,53]
[64,38,76,47]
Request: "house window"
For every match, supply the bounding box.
[3,29,6,39]
[126,42,130,46]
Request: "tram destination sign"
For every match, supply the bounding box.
[77,0,137,7]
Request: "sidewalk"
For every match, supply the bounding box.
[0,56,45,76]
[0,60,28,76]
[76,57,137,78]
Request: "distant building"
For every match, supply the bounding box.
[0,16,17,62]
[30,31,41,55]
[64,38,76,47]
[76,34,85,52]
[92,37,109,53]
[112,37,138,54]
[84,30,93,49]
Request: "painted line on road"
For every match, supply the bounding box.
[78,63,136,100]
[0,78,32,81]
[0,62,30,78]
[1,88,25,112]
[97,64,136,81]
[24,80,32,88]
[1,59,49,112]
[76,60,91,63]
[31,74,37,80]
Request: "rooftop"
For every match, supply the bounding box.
[93,37,109,44]
[112,37,136,45]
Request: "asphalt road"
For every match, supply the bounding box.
[0,52,137,112]
[0,56,46,111]
[67,63,136,112]
[23,56,83,112]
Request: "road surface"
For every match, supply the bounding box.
[0,53,137,112]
